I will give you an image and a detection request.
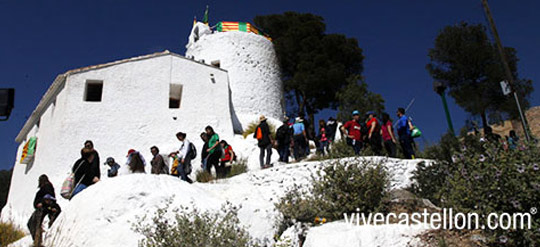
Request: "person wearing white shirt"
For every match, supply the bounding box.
[170,132,193,183]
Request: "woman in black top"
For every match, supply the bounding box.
[27,174,61,240]
[71,148,100,198]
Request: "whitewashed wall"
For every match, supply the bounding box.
[186,29,285,131]
[2,54,235,225]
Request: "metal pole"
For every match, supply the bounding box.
[440,92,455,135]
[481,0,531,142]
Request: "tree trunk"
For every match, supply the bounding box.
[305,101,316,141]
[481,111,488,130]
[295,90,305,117]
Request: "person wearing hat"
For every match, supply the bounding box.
[292,117,308,161]
[366,111,382,156]
[276,116,293,163]
[28,175,62,241]
[340,110,363,155]
[254,115,274,168]
[105,157,121,177]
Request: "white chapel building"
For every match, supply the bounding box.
[2,21,284,224]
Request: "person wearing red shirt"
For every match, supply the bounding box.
[366,111,383,156]
[340,110,363,155]
[219,140,235,178]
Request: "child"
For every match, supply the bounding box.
[105,157,121,177]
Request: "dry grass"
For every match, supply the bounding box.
[0,221,26,247]
[195,170,215,183]
[242,120,276,139]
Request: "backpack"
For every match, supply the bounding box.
[276,125,289,141]
[188,142,197,159]
[255,126,263,140]
[160,154,170,174]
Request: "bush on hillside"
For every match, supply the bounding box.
[276,158,389,235]
[133,199,258,247]
[325,139,355,159]
[195,159,249,183]
[195,170,214,183]
[412,135,540,246]
[226,159,249,178]
[0,221,25,247]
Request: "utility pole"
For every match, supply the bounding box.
[433,82,455,135]
[481,0,531,142]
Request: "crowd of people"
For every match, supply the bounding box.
[27,124,244,241]
[271,107,419,162]
[29,107,530,243]
[29,110,420,240]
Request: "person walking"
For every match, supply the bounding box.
[366,111,382,156]
[317,120,329,156]
[292,117,308,161]
[276,117,293,163]
[170,132,193,183]
[341,110,363,155]
[104,157,120,177]
[254,115,274,168]
[381,113,397,158]
[326,117,338,143]
[27,175,61,243]
[150,146,169,175]
[71,148,101,198]
[396,108,415,159]
[205,126,222,176]
[200,132,210,172]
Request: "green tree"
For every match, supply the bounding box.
[336,75,385,122]
[254,12,364,130]
[426,22,533,128]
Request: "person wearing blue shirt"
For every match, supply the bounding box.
[396,107,415,159]
[292,117,308,160]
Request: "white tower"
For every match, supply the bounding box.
[186,22,284,132]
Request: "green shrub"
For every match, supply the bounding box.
[412,135,540,245]
[226,159,249,178]
[242,120,276,139]
[411,132,483,204]
[418,132,460,161]
[0,221,25,247]
[276,158,389,233]
[326,139,355,159]
[195,170,214,183]
[133,199,258,247]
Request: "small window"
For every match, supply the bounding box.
[85,80,103,102]
[169,84,183,109]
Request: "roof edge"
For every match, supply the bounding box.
[15,50,227,143]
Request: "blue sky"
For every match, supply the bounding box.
[1,0,539,170]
